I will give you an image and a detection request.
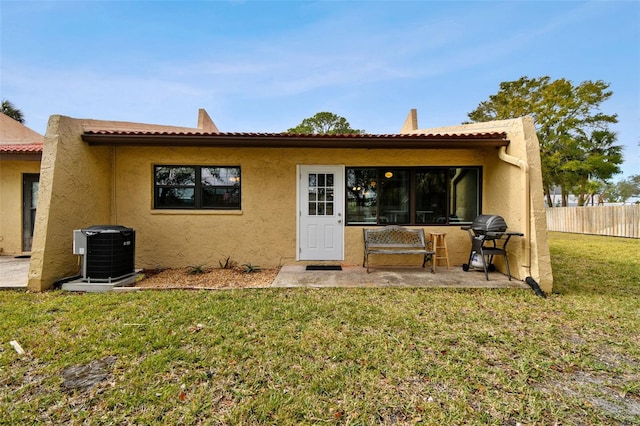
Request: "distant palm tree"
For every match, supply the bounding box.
[1,99,25,123]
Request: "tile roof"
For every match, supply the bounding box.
[82,131,509,149]
[84,130,506,139]
[0,143,43,153]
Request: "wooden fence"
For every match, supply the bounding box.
[546,205,640,238]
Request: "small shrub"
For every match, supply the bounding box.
[187,264,206,275]
[242,263,261,273]
[219,256,237,269]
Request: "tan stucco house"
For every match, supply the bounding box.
[27,109,552,293]
[0,113,43,255]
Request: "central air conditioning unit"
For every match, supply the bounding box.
[73,225,136,283]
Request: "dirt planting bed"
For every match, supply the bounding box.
[135,267,280,289]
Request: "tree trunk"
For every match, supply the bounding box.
[545,186,554,207]
[577,177,588,206]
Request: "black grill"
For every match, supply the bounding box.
[470,214,508,236]
[461,215,522,281]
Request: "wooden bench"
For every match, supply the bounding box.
[363,225,436,273]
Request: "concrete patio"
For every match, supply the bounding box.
[0,256,30,289]
[0,255,530,291]
[270,265,529,289]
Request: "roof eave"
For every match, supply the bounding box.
[81,134,510,149]
[0,152,42,161]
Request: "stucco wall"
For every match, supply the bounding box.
[0,159,41,254]
[413,117,552,292]
[521,118,553,289]
[29,115,552,293]
[113,146,488,270]
[28,116,114,291]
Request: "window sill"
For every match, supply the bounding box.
[151,209,243,215]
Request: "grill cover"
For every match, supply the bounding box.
[471,215,508,234]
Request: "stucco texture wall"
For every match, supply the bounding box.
[29,115,551,293]
[417,117,552,292]
[114,147,488,271]
[28,116,113,291]
[0,159,41,254]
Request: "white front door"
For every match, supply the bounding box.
[298,165,344,261]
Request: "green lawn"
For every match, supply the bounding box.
[1,232,639,425]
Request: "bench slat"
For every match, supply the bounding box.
[363,225,435,273]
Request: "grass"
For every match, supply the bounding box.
[1,232,639,425]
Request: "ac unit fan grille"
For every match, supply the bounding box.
[83,226,135,282]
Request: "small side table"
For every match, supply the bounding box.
[430,232,450,270]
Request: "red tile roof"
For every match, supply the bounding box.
[0,143,43,153]
[82,131,509,149]
[84,130,506,139]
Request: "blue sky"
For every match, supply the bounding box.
[2,0,639,178]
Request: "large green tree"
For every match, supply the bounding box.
[1,99,25,123]
[606,175,640,204]
[287,112,364,134]
[466,76,621,206]
[560,129,622,206]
